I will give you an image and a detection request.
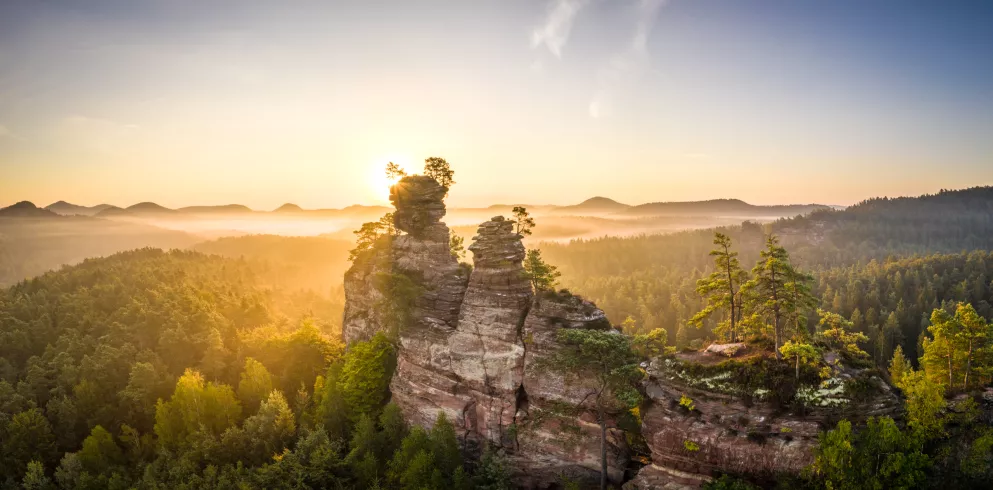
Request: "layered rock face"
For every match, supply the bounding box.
[449,217,531,444]
[342,175,629,487]
[341,177,903,488]
[515,293,629,486]
[385,177,472,430]
[625,357,901,489]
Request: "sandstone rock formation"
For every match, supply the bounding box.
[342,175,899,489]
[342,175,629,488]
[515,292,629,486]
[625,355,901,489]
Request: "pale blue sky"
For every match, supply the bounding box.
[1,0,991,209]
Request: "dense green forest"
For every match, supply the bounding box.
[542,188,993,361]
[191,235,352,296]
[0,216,197,287]
[1,187,992,489]
[0,249,512,489]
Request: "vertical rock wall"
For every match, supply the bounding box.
[342,175,629,488]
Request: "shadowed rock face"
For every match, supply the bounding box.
[450,216,531,443]
[625,357,901,489]
[342,178,902,489]
[343,178,629,487]
[390,175,448,239]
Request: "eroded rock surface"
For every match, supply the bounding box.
[342,175,901,489]
[514,292,628,486]
[627,355,901,489]
[342,176,629,487]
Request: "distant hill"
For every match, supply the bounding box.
[45,201,114,216]
[619,199,829,217]
[96,202,178,217]
[551,196,630,215]
[126,202,177,214]
[179,204,255,214]
[94,205,128,217]
[0,216,198,286]
[0,201,58,218]
[274,203,304,213]
[192,234,353,293]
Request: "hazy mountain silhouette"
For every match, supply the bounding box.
[179,204,255,214]
[96,202,178,217]
[619,199,829,217]
[45,201,114,216]
[274,203,304,213]
[0,201,59,218]
[551,196,631,214]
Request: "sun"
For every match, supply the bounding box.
[368,154,413,203]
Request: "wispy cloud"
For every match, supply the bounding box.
[531,0,589,58]
[56,115,141,153]
[0,124,23,141]
[589,0,667,118]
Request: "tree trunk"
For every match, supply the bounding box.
[771,268,782,359]
[724,244,736,343]
[599,407,608,490]
[948,346,954,388]
[795,355,800,382]
[964,342,973,390]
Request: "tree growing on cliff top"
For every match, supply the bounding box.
[385,161,407,181]
[741,236,816,359]
[545,329,643,490]
[690,232,748,342]
[523,249,560,293]
[349,220,387,262]
[512,206,535,236]
[816,310,869,360]
[423,157,455,192]
[779,340,818,382]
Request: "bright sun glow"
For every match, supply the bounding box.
[368,154,413,203]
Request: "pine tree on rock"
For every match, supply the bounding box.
[690,232,748,342]
[741,235,817,359]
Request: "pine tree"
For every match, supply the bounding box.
[741,236,817,358]
[889,346,909,387]
[385,162,407,181]
[512,207,535,236]
[922,308,960,389]
[523,249,560,293]
[544,329,643,490]
[955,303,990,390]
[423,157,455,191]
[690,232,748,342]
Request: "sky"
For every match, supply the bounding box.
[0,0,991,210]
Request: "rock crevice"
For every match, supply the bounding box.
[343,176,626,487]
[342,176,899,489]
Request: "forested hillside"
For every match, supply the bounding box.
[541,187,993,355]
[0,215,198,287]
[191,235,352,296]
[0,249,506,489]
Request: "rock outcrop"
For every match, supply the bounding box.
[625,354,901,489]
[342,175,629,488]
[342,175,899,489]
[449,216,531,444]
[514,292,628,486]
